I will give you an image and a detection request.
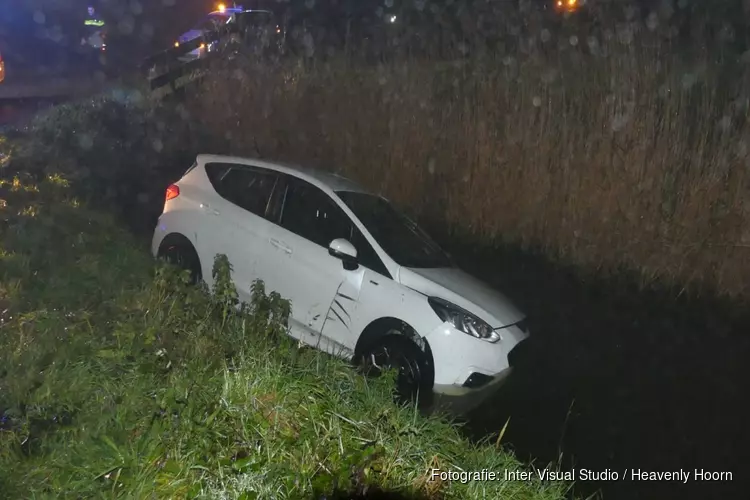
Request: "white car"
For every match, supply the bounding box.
[151,155,530,412]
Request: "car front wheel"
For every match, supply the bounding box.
[359,334,433,409]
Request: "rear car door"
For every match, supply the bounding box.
[201,163,280,304]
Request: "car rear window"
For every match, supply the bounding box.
[205,163,278,219]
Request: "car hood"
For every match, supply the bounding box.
[398,267,525,328]
[178,30,203,43]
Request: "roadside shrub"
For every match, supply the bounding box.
[4,89,221,233]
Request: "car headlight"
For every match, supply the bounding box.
[428,297,499,342]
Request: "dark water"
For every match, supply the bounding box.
[437,233,750,500]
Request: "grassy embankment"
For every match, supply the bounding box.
[0,143,568,497]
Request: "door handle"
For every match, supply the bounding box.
[269,238,292,254]
[200,202,220,216]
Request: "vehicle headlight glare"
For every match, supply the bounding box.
[428,297,499,342]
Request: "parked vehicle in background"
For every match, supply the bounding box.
[175,4,281,62]
[151,155,531,413]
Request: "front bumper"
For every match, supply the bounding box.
[423,321,529,415]
[430,366,514,415]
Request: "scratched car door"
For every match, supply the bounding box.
[264,176,364,355]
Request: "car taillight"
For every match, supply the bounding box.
[165,184,180,201]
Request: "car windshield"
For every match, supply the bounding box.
[336,191,452,269]
[193,13,230,31]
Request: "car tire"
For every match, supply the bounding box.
[158,242,202,286]
[359,334,434,409]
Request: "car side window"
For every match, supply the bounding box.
[350,226,392,278]
[205,163,278,219]
[278,177,392,278]
[204,162,230,184]
[279,179,352,247]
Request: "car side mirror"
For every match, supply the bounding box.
[328,238,358,271]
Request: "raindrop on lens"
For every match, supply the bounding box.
[78,134,94,150]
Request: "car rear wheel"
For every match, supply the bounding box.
[359,334,433,409]
[158,243,202,286]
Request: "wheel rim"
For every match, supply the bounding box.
[166,247,183,266]
[165,247,188,271]
[164,246,198,285]
[366,345,423,401]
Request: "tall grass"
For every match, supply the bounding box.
[188,21,750,297]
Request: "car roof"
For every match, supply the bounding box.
[208,9,241,16]
[197,154,370,194]
[208,8,271,16]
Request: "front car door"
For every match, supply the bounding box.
[263,176,389,354]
